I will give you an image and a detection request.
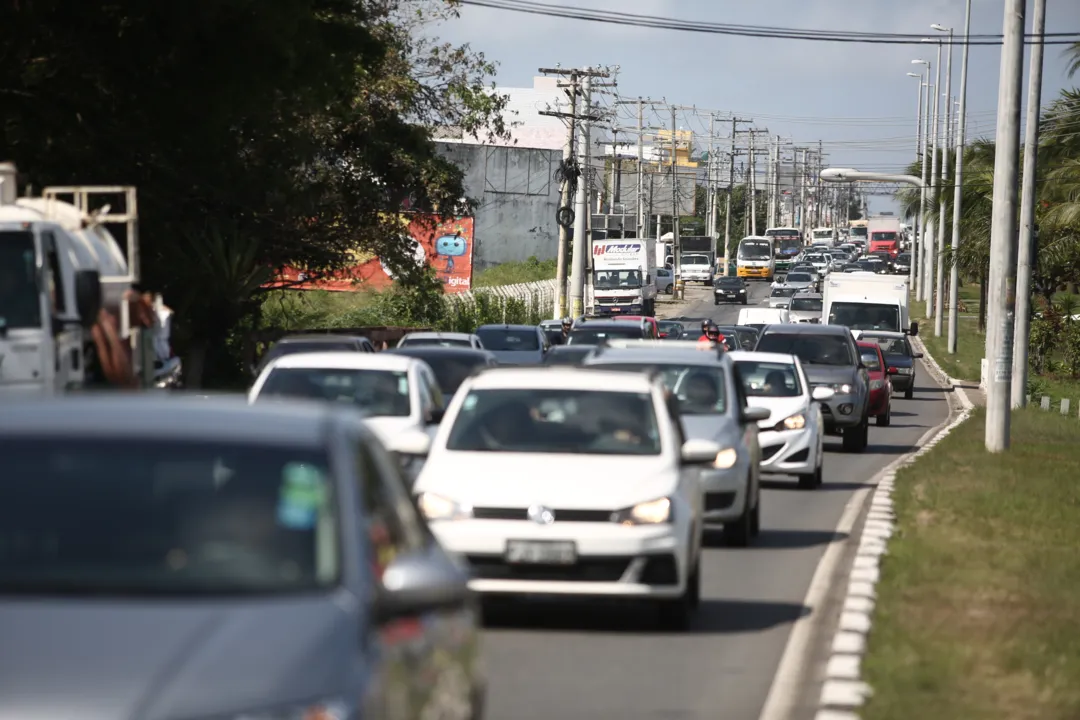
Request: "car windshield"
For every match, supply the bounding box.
[859,347,883,370]
[475,328,540,352]
[896,254,911,263]
[567,327,643,345]
[813,231,832,239]
[657,321,683,336]
[871,232,898,242]
[400,336,472,348]
[738,241,772,259]
[864,336,910,356]
[0,231,42,331]
[828,303,900,332]
[786,273,813,283]
[790,297,823,312]
[0,438,338,595]
[850,227,868,237]
[771,287,797,297]
[755,333,854,366]
[716,278,743,287]
[594,270,643,289]
[263,342,357,368]
[256,367,411,417]
[736,361,802,397]
[805,255,825,263]
[445,389,661,455]
[590,363,728,414]
[396,353,488,395]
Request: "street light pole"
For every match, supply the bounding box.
[924,39,943,322]
[932,25,953,338]
[1013,0,1047,407]
[907,72,924,292]
[985,0,1026,452]
[912,59,932,304]
[948,0,972,355]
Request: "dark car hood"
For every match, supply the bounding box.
[489,349,544,365]
[801,364,858,385]
[0,593,357,720]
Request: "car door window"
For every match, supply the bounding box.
[356,437,426,579]
[422,366,444,410]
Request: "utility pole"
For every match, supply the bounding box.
[1012,0,1046,407]
[796,148,808,240]
[935,30,953,338]
[706,113,716,238]
[909,72,923,292]
[926,42,942,321]
[567,68,599,318]
[541,69,578,319]
[917,69,931,303]
[637,100,645,239]
[748,131,757,235]
[670,105,681,281]
[984,0,1025,451]
[949,0,972,355]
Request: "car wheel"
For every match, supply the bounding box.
[876,401,891,427]
[797,464,822,490]
[905,384,914,400]
[714,298,720,306]
[723,501,753,547]
[655,561,697,630]
[843,417,869,453]
[742,298,748,305]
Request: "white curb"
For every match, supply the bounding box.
[813,338,974,718]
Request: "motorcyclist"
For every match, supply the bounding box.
[560,317,573,341]
[697,322,723,349]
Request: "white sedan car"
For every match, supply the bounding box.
[247,352,446,450]
[728,351,834,489]
[403,367,721,630]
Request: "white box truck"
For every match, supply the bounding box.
[586,237,659,317]
[822,272,917,335]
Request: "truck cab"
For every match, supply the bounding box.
[822,273,918,336]
[586,237,658,317]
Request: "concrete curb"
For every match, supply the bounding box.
[812,339,974,718]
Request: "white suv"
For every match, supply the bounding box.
[403,367,720,629]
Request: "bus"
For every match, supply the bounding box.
[764,227,802,274]
[736,236,775,281]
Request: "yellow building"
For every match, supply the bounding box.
[652,129,699,169]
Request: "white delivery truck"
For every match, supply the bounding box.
[586,236,659,317]
[822,272,918,335]
[737,307,790,327]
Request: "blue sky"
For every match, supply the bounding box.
[437,0,1080,214]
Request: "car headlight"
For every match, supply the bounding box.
[612,497,672,525]
[870,379,884,390]
[713,447,738,469]
[898,367,913,374]
[739,289,746,293]
[833,383,853,394]
[235,700,350,720]
[778,413,806,430]
[417,492,473,521]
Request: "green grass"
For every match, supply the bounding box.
[472,256,556,287]
[910,283,983,383]
[862,407,1080,720]
[259,289,376,331]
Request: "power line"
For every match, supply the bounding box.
[459,0,1080,45]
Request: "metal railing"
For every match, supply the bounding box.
[445,279,558,323]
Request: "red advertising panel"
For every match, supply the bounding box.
[271,216,474,293]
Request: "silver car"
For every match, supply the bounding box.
[788,291,824,323]
[398,331,484,349]
[475,323,550,364]
[583,343,769,546]
[781,270,816,293]
[769,285,797,309]
[0,395,485,719]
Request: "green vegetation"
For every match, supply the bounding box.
[473,256,557,287]
[2,0,510,387]
[862,407,1080,720]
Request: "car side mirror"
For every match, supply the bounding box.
[741,406,770,424]
[909,321,919,336]
[425,408,445,426]
[389,429,432,456]
[913,352,924,359]
[74,269,102,328]
[373,546,472,624]
[811,386,835,401]
[680,438,722,465]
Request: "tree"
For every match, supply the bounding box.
[0,0,509,386]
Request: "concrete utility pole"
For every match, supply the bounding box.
[916,66,931,302]
[707,113,716,238]
[568,69,595,318]
[816,140,824,228]
[554,77,577,318]
[669,106,681,279]
[637,100,645,239]
[1012,0,1046,407]
[926,41,942,321]
[907,72,923,292]
[934,27,953,338]
[984,0,1025,451]
[949,0,972,355]
[748,131,757,235]
[797,148,808,239]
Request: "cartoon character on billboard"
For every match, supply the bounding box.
[434,232,468,274]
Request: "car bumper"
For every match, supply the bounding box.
[819,393,864,431]
[698,466,749,523]
[758,427,816,474]
[431,521,689,598]
[737,268,771,278]
[867,388,890,415]
[592,304,644,316]
[714,291,746,302]
[890,371,915,390]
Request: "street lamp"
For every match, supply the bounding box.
[950,1,972,360]
[906,71,925,291]
[911,59,932,303]
[919,39,943,321]
[931,24,954,339]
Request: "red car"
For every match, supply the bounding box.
[858,340,893,426]
[611,315,660,338]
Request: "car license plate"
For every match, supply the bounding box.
[505,540,577,565]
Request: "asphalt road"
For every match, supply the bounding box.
[478,280,952,720]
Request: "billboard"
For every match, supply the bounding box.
[272,216,475,293]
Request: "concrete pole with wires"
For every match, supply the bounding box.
[553,74,577,319]
[1012,0,1047,406]
[636,98,645,240]
[935,28,953,337]
[926,42,942,320]
[984,0,1025,451]
[724,120,736,276]
[948,0,972,355]
[707,113,716,238]
[907,72,923,291]
[568,70,593,318]
[917,66,931,302]
[670,106,681,284]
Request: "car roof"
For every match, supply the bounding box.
[263,351,418,371]
[727,350,799,365]
[570,320,642,329]
[386,346,496,360]
[402,331,475,340]
[854,330,906,339]
[476,324,540,331]
[276,334,366,344]
[547,344,593,353]
[0,395,346,446]
[759,323,851,336]
[466,367,659,392]
[791,292,823,299]
[585,345,731,367]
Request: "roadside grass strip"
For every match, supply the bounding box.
[859,407,1080,720]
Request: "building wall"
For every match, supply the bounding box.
[439,142,562,270]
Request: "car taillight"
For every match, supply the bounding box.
[888,366,897,373]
